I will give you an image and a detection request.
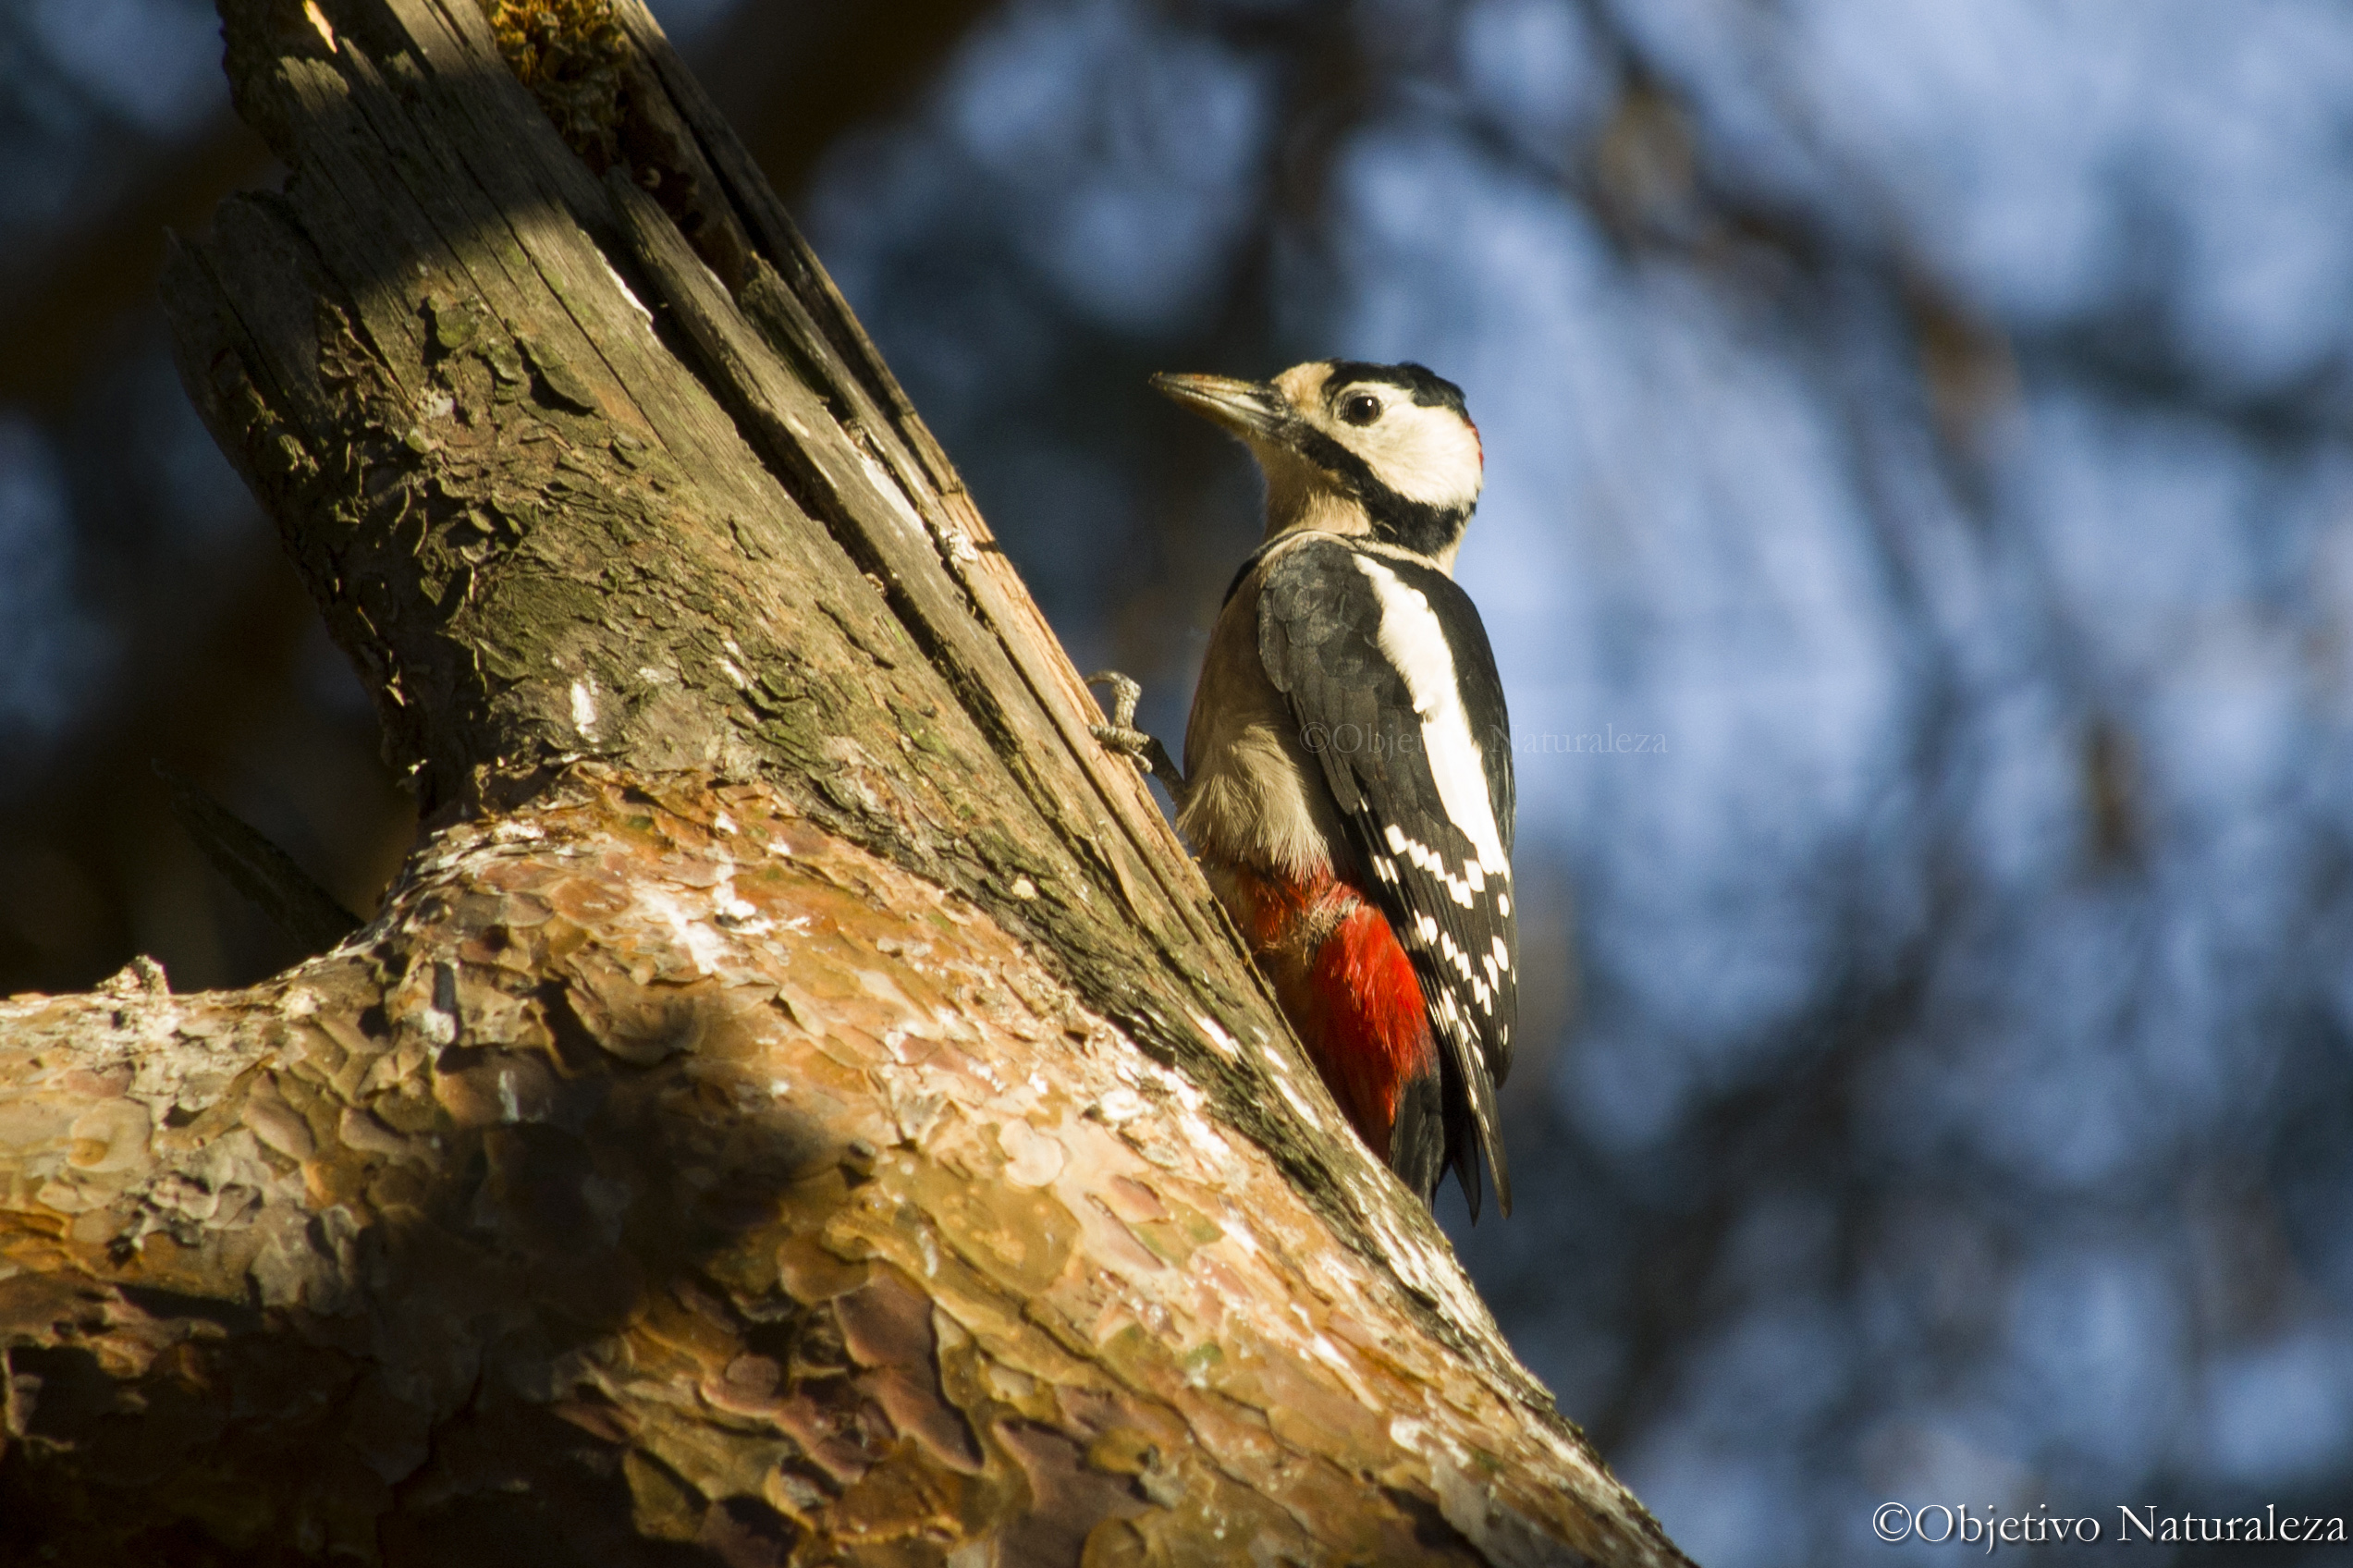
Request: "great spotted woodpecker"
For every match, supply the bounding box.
[1090,360,1514,1218]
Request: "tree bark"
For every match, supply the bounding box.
[0,2,1692,1563]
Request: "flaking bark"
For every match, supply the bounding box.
[0,1,1694,1562]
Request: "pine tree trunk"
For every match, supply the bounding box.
[0,2,1691,1562]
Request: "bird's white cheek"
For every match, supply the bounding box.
[1370,421,1484,508]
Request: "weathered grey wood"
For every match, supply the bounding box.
[0,1,1694,1562]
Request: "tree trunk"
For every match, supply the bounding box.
[0,2,1691,1563]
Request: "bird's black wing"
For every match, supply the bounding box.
[1256,534,1517,1217]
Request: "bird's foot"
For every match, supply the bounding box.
[1087,670,1145,732]
[1084,671,1188,803]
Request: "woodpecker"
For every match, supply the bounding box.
[1091,360,1514,1219]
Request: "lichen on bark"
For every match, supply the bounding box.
[481,0,628,167]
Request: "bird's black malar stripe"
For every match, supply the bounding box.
[1282,422,1475,559]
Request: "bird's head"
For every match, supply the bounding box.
[1152,360,1484,572]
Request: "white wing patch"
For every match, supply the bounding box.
[1389,830,1477,907]
[1352,555,1511,882]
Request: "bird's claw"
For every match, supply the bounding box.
[1089,721,1154,756]
[1084,672,1187,803]
[1085,670,1143,732]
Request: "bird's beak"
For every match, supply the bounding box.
[1149,372,1287,440]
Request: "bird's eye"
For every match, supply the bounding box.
[1340,391,1382,426]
